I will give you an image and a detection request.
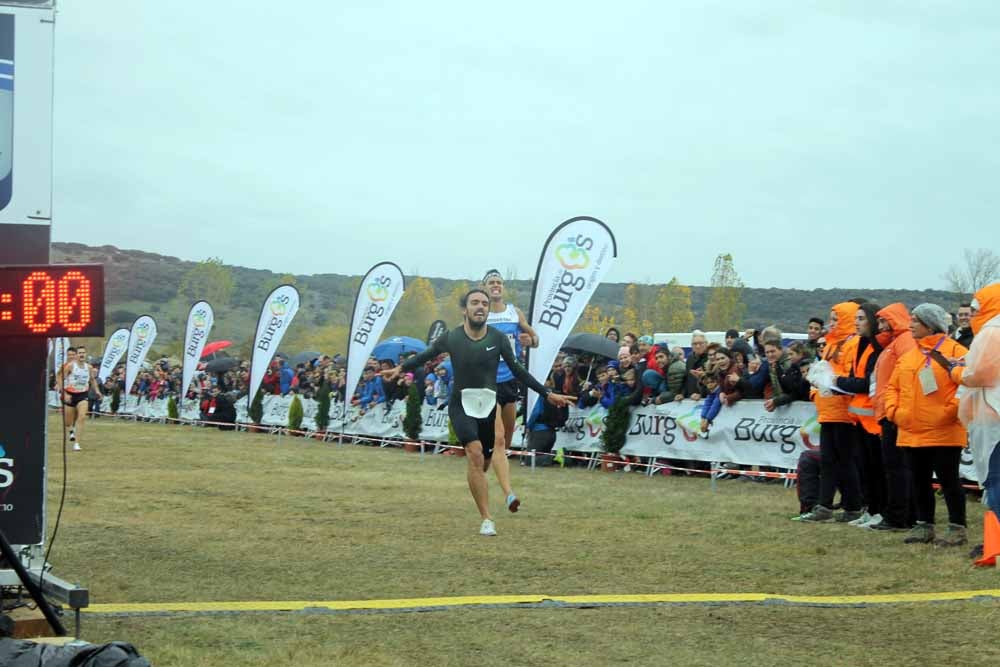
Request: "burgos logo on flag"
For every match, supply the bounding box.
[269,295,288,317]
[538,234,602,330]
[110,335,125,352]
[555,241,590,270]
[135,322,150,340]
[192,309,208,328]
[367,278,389,302]
[353,276,393,345]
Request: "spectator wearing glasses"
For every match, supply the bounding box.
[677,331,710,401]
[885,303,969,547]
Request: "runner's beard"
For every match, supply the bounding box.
[467,314,487,331]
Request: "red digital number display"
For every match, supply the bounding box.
[0,265,104,338]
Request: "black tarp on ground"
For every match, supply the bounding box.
[0,638,151,666]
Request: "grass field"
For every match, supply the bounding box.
[44,415,999,666]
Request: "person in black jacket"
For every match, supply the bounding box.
[953,303,975,349]
[677,331,710,400]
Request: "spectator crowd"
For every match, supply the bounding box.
[57,284,1000,557]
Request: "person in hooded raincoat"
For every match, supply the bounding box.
[869,303,917,531]
[957,283,1000,519]
[884,303,968,547]
[800,301,863,523]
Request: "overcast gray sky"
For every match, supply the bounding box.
[51,1,1000,289]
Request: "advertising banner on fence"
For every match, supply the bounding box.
[59,392,980,482]
[124,315,158,409]
[555,399,824,470]
[181,300,215,409]
[526,216,617,420]
[345,262,405,409]
[98,328,130,382]
[247,285,300,408]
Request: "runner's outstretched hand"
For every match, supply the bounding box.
[546,393,577,408]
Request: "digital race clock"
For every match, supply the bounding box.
[0,264,104,337]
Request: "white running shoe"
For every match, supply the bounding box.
[479,519,497,536]
[859,513,883,529]
[69,430,76,442]
[72,442,81,451]
[848,511,872,527]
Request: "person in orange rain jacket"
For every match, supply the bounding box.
[833,302,884,528]
[884,303,969,547]
[868,303,917,532]
[956,283,1000,522]
[800,301,863,523]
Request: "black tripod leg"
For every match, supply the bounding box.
[0,529,66,636]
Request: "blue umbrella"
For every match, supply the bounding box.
[372,336,426,362]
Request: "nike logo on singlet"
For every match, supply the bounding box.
[486,346,496,351]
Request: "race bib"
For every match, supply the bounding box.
[461,388,497,419]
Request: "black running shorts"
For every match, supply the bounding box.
[496,379,522,407]
[448,401,497,457]
[64,391,89,408]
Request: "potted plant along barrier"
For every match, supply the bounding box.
[600,395,630,472]
[166,396,179,423]
[313,380,331,440]
[287,394,304,436]
[248,389,265,433]
[402,383,422,453]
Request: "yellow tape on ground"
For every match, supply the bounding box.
[84,589,1000,614]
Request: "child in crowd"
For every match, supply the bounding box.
[699,373,723,437]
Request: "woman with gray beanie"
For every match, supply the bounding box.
[884,303,970,546]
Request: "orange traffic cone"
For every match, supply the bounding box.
[974,510,1000,568]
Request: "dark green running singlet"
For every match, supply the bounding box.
[401,325,549,451]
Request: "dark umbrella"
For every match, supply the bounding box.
[204,357,239,373]
[561,333,622,360]
[291,351,323,367]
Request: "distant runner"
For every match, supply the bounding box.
[60,345,102,451]
[383,289,574,536]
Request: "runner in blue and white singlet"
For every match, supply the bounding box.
[481,269,540,514]
[487,302,524,387]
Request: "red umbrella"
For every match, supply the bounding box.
[200,341,232,359]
